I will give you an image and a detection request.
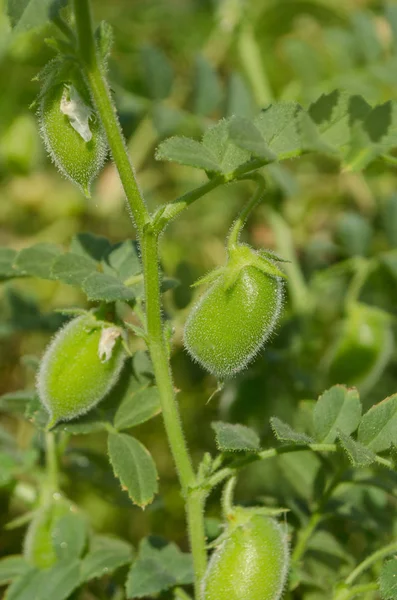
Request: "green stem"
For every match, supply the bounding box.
[265,208,312,314]
[345,258,374,308]
[44,432,59,500]
[73,0,150,236]
[222,476,237,518]
[207,443,393,489]
[345,540,397,586]
[141,230,207,596]
[238,22,274,106]
[227,175,265,251]
[333,583,378,600]
[73,2,208,595]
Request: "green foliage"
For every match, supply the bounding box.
[126,538,194,598]
[2,1,397,600]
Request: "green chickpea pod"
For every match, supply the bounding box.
[203,511,289,600]
[184,244,285,378]
[37,315,126,427]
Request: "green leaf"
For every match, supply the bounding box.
[192,55,222,116]
[380,558,397,599]
[5,560,80,600]
[140,45,173,100]
[358,394,397,452]
[270,417,313,445]
[211,421,261,452]
[0,390,36,413]
[351,11,382,64]
[51,252,97,286]
[104,240,141,282]
[70,232,112,263]
[155,136,220,172]
[308,90,370,151]
[254,103,304,159]
[228,117,276,160]
[107,433,158,507]
[0,248,24,280]
[6,0,66,34]
[126,558,175,598]
[81,535,133,582]
[0,556,29,585]
[337,430,376,467]
[226,73,255,119]
[14,244,61,280]
[313,385,362,443]
[114,387,161,431]
[52,514,87,562]
[126,539,193,599]
[82,272,135,302]
[202,119,250,174]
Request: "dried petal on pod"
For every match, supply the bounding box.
[38,81,107,196]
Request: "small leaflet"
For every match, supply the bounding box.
[60,85,93,143]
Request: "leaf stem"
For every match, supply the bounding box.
[227,174,266,251]
[333,583,378,600]
[345,540,397,586]
[207,442,393,489]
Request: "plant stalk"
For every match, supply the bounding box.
[73,1,208,594]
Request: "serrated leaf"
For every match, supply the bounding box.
[52,514,87,562]
[114,387,161,431]
[51,252,97,286]
[155,136,220,172]
[108,433,158,507]
[192,55,222,116]
[337,430,376,467]
[308,91,371,151]
[211,421,260,452]
[104,240,141,282]
[313,386,362,443]
[358,394,397,452]
[5,560,80,600]
[14,244,61,280]
[70,232,112,263]
[202,119,250,174]
[270,417,313,445]
[126,539,193,599]
[380,558,397,599]
[140,45,173,101]
[0,556,29,585]
[254,103,303,159]
[228,116,276,160]
[126,558,175,598]
[7,0,66,34]
[82,272,135,302]
[81,535,133,582]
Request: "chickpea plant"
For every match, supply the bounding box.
[1,1,397,600]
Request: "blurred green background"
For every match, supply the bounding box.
[2,0,397,597]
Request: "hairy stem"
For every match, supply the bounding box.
[227,174,265,250]
[73,1,208,593]
[73,0,149,235]
[141,230,207,595]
